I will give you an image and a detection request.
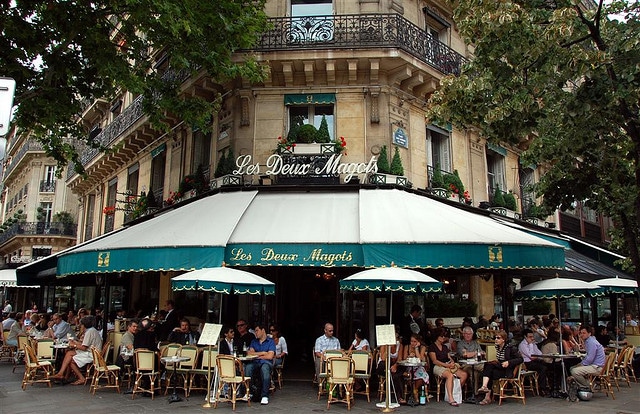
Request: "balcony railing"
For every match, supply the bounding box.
[255,14,466,76]
[5,141,45,178]
[39,180,56,193]
[0,222,77,246]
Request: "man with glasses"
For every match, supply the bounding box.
[245,323,276,405]
[519,328,548,395]
[457,326,485,390]
[569,325,605,389]
[236,319,255,352]
[46,312,72,341]
[314,322,341,383]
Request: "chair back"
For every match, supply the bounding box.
[329,357,354,382]
[92,346,108,370]
[217,354,242,379]
[178,345,199,368]
[200,348,218,369]
[600,351,616,375]
[513,363,524,379]
[162,343,181,357]
[325,349,344,358]
[623,346,634,366]
[2,330,10,343]
[350,350,371,374]
[135,349,156,372]
[277,353,286,368]
[36,339,54,359]
[24,344,37,365]
[17,335,29,351]
[101,340,112,361]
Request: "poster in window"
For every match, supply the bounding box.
[393,127,408,148]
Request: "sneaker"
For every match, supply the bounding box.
[261,397,269,405]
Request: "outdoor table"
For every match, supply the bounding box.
[459,358,483,404]
[51,342,72,371]
[539,353,584,398]
[397,359,426,407]
[161,355,190,403]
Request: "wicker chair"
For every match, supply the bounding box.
[132,349,159,399]
[326,356,356,410]
[498,363,526,405]
[588,351,616,400]
[89,346,121,394]
[21,344,52,390]
[214,354,251,411]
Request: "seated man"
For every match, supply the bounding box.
[244,323,276,405]
[167,318,199,345]
[518,328,548,395]
[314,322,341,382]
[569,324,605,389]
[456,326,485,390]
[116,319,138,370]
[51,315,102,385]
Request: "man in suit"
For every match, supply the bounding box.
[160,300,180,340]
[219,325,236,355]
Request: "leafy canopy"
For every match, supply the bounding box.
[427,0,640,281]
[1,0,268,173]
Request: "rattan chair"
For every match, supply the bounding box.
[89,346,121,394]
[169,345,199,397]
[588,351,616,400]
[274,353,286,389]
[498,363,525,405]
[132,349,159,399]
[351,350,372,402]
[188,347,217,396]
[214,354,251,410]
[12,335,30,373]
[326,356,356,410]
[1,330,15,363]
[520,365,539,396]
[317,349,345,400]
[21,344,52,390]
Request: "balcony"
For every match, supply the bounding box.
[0,222,77,246]
[4,141,45,179]
[39,180,56,193]
[255,14,466,76]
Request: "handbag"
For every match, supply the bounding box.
[445,377,463,404]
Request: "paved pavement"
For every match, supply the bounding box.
[1,360,639,414]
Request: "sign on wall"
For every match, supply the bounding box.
[392,127,408,148]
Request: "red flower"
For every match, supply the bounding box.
[103,206,116,215]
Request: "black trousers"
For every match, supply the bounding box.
[524,360,547,390]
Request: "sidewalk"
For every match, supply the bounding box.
[1,361,639,414]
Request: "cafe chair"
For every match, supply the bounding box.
[35,338,56,374]
[326,356,356,410]
[159,342,181,385]
[614,346,635,387]
[170,344,199,397]
[89,346,121,394]
[214,354,251,411]
[498,363,525,405]
[189,347,217,396]
[132,349,159,400]
[12,335,30,373]
[520,366,539,396]
[21,344,52,390]
[274,353,286,389]
[85,340,112,385]
[588,351,616,400]
[317,349,345,400]
[621,346,637,383]
[350,350,372,402]
[1,330,16,363]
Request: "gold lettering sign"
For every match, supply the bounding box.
[488,247,503,263]
[97,252,110,267]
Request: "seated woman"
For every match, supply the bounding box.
[51,315,103,385]
[476,329,523,405]
[269,324,288,366]
[428,327,468,407]
[402,333,430,404]
[348,329,369,352]
[539,330,562,392]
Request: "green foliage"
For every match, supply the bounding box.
[526,203,547,219]
[426,0,640,280]
[224,148,235,176]
[2,0,269,175]
[178,164,209,195]
[316,115,331,143]
[493,186,506,208]
[214,149,228,178]
[443,170,465,195]
[522,300,551,317]
[295,124,318,143]
[431,163,445,188]
[53,211,74,225]
[36,207,46,223]
[377,145,390,174]
[390,146,404,176]
[287,116,305,142]
[504,192,517,212]
[422,296,477,317]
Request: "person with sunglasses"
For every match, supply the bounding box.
[235,319,255,352]
[268,324,288,367]
[476,330,523,405]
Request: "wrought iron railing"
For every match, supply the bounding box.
[0,222,77,246]
[5,141,45,178]
[254,14,466,76]
[39,180,56,193]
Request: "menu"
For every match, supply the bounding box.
[198,323,223,346]
[376,324,396,346]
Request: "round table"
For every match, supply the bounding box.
[459,358,483,404]
[538,353,584,397]
[396,360,427,407]
[161,355,190,403]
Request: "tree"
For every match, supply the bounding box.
[390,146,404,176]
[377,145,390,174]
[1,0,268,174]
[427,0,640,283]
[317,115,331,143]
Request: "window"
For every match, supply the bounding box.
[150,147,166,202]
[127,163,139,196]
[426,125,451,174]
[41,165,56,192]
[486,147,506,195]
[519,167,536,214]
[84,194,95,241]
[32,246,51,260]
[104,178,117,233]
[288,105,334,140]
[192,130,212,180]
[39,202,53,224]
[290,0,333,43]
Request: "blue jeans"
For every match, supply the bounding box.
[245,361,272,398]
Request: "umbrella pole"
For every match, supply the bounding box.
[218,293,223,324]
[389,293,393,325]
[557,298,568,395]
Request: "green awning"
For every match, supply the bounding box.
[284,93,335,105]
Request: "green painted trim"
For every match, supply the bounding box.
[487,142,507,156]
[284,93,336,105]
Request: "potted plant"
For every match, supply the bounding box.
[369,146,410,187]
[504,192,517,212]
[490,187,518,218]
[524,203,547,226]
[443,170,465,201]
[212,148,241,188]
[377,145,390,174]
[53,211,75,235]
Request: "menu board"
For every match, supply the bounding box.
[198,323,223,346]
[376,324,396,346]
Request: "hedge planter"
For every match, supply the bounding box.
[279,143,336,155]
[368,172,410,187]
[489,206,520,219]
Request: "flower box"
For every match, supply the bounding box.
[211,174,242,189]
[280,142,336,155]
[524,217,544,226]
[489,207,520,219]
[368,173,411,187]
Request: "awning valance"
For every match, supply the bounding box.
[0,269,39,288]
[284,93,335,105]
[49,188,564,277]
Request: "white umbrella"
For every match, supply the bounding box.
[591,277,638,295]
[514,277,604,395]
[171,267,275,323]
[340,267,442,323]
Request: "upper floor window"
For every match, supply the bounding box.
[192,130,212,179]
[486,144,506,195]
[104,178,117,233]
[285,94,335,141]
[426,124,451,175]
[423,6,450,45]
[290,0,333,43]
[292,0,332,16]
